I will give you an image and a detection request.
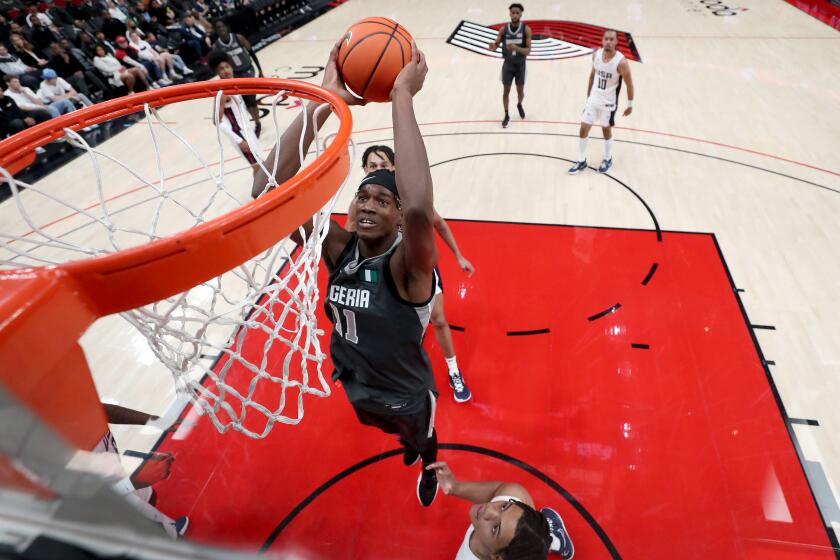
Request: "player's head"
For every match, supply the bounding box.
[509,3,524,23]
[207,50,234,79]
[214,20,231,41]
[470,498,550,560]
[602,29,618,51]
[352,170,401,240]
[362,145,395,173]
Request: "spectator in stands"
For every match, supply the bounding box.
[107,0,129,23]
[26,13,62,52]
[24,6,53,28]
[0,14,10,45]
[3,75,62,119]
[58,38,114,99]
[115,34,170,86]
[93,43,152,94]
[30,69,76,115]
[182,13,211,54]
[0,85,49,139]
[9,33,49,70]
[38,68,93,109]
[100,9,127,41]
[0,43,42,89]
[128,31,183,82]
[144,31,194,77]
[49,42,93,98]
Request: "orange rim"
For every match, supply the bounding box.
[0,79,351,452]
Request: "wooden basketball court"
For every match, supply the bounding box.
[1,0,839,558]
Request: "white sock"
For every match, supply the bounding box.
[445,356,459,375]
[550,534,560,552]
[604,138,613,160]
[578,138,588,162]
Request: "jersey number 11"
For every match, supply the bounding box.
[329,303,358,344]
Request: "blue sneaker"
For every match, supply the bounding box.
[541,507,574,559]
[567,160,587,175]
[174,515,189,536]
[449,371,472,403]
[598,158,613,173]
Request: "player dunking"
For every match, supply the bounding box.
[212,20,264,137]
[568,29,635,175]
[489,3,532,128]
[208,51,261,176]
[347,145,474,403]
[254,42,442,506]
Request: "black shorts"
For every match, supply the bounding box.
[501,59,526,86]
[352,391,438,463]
[233,69,257,107]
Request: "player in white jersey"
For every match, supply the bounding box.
[426,462,574,559]
[208,50,261,176]
[568,30,635,175]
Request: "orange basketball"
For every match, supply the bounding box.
[337,17,413,103]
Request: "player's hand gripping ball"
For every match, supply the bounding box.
[337,17,414,103]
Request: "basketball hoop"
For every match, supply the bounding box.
[0,79,353,446]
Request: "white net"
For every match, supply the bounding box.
[0,90,352,438]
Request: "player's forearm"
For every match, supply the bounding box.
[435,218,463,259]
[391,90,433,220]
[253,101,329,198]
[626,80,634,101]
[587,76,594,96]
[450,480,505,503]
[103,403,158,425]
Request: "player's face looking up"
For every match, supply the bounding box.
[602,30,617,52]
[469,498,525,556]
[363,151,395,174]
[215,60,234,79]
[353,184,401,239]
[509,7,523,24]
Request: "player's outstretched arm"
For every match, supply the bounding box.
[619,59,634,116]
[252,41,358,259]
[426,462,535,506]
[391,42,437,299]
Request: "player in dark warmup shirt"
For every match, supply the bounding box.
[254,41,442,507]
[489,3,532,128]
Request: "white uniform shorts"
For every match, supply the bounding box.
[581,101,617,128]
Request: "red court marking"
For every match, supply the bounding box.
[151,220,834,558]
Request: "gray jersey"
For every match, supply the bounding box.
[502,22,526,62]
[213,34,254,76]
[327,234,438,415]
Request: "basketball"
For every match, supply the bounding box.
[337,17,414,103]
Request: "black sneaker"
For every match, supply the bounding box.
[449,371,472,403]
[416,468,438,507]
[400,439,420,466]
[502,113,510,128]
[541,507,574,559]
[567,160,587,175]
[597,158,613,173]
[517,103,525,118]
